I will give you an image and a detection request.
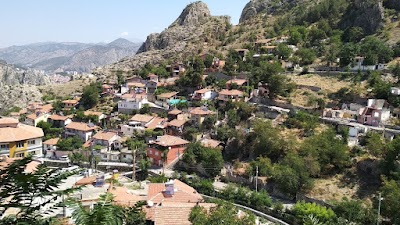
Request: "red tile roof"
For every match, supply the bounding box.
[168,109,182,115]
[65,122,98,132]
[190,107,216,116]
[43,138,60,145]
[157,92,178,99]
[194,88,211,94]
[92,131,118,141]
[130,114,154,123]
[168,119,187,128]
[152,135,189,147]
[49,114,69,121]
[219,89,244,96]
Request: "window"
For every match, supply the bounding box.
[16,142,24,148]
[0,144,9,150]
[15,153,24,157]
[123,155,127,158]
[155,151,159,156]
[374,112,380,118]
[149,150,153,155]
[28,140,36,145]
[112,155,119,160]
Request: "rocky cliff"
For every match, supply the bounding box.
[0,61,50,86]
[0,62,47,113]
[239,0,299,22]
[340,0,385,35]
[96,1,230,79]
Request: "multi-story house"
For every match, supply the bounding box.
[48,114,72,128]
[189,107,216,125]
[65,122,98,142]
[218,89,245,102]
[0,117,44,158]
[62,99,79,110]
[192,89,218,101]
[24,112,50,126]
[92,131,121,150]
[147,135,189,167]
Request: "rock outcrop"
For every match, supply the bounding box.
[137,1,212,53]
[340,0,385,35]
[0,62,46,113]
[0,61,50,86]
[96,1,230,79]
[239,0,299,22]
[384,0,400,11]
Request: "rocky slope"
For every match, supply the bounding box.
[95,1,230,79]
[0,39,141,73]
[0,61,48,113]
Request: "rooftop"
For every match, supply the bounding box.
[145,117,167,130]
[92,131,118,141]
[62,99,79,104]
[130,114,154,123]
[190,107,216,116]
[168,109,182,115]
[65,122,98,132]
[157,92,179,99]
[48,114,69,121]
[194,88,211,94]
[147,179,203,204]
[219,89,244,96]
[43,138,60,146]
[226,79,247,86]
[0,119,44,142]
[152,135,189,147]
[200,138,222,148]
[168,119,187,128]
[84,110,104,117]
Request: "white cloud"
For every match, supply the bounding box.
[120,32,129,36]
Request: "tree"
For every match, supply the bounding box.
[296,48,317,65]
[339,44,358,67]
[391,62,400,80]
[293,202,336,224]
[81,83,101,109]
[189,203,256,225]
[0,156,78,224]
[70,193,146,225]
[139,104,150,114]
[182,142,224,177]
[276,43,293,60]
[56,136,83,151]
[362,132,386,157]
[36,121,63,140]
[360,36,393,65]
[380,178,400,224]
[204,54,214,68]
[382,137,400,179]
[333,198,374,224]
[127,139,146,181]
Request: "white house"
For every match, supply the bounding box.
[118,94,149,114]
[92,131,121,150]
[350,56,387,71]
[391,87,400,96]
[65,122,98,142]
[192,89,218,101]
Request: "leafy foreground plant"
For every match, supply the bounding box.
[69,193,146,225]
[0,156,79,225]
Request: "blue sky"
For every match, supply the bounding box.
[0,0,248,47]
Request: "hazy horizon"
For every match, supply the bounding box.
[0,0,247,48]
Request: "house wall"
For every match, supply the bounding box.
[147,145,187,167]
[65,129,93,142]
[118,99,148,114]
[121,124,145,136]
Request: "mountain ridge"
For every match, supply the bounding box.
[0,38,142,73]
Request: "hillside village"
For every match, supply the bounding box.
[2,0,400,225]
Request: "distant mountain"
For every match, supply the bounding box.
[0,39,142,73]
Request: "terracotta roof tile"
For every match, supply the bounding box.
[157,92,178,99]
[92,131,118,141]
[168,109,182,115]
[49,114,69,121]
[152,135,189,147]
[226,79,247,86]
[168,119,187,128]
[190,107,216,116]
[145,117,167,130]
[108,186,146,207]
[127,82,145,88]
[62,99,79,104]
[219,89,244,96]
[200,138,221,148]
[0,119,44,142]
[147,179,202,204]
[194,88,211,94]
[43,138,60,145]
[65,122,98,132]
[83,111,104,117]
[130,114,154,123]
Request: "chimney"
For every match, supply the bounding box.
[165,180,175,196]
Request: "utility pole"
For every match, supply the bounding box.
[377,192,382,225]
[255,166,258,192]
[132,147,136,182]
